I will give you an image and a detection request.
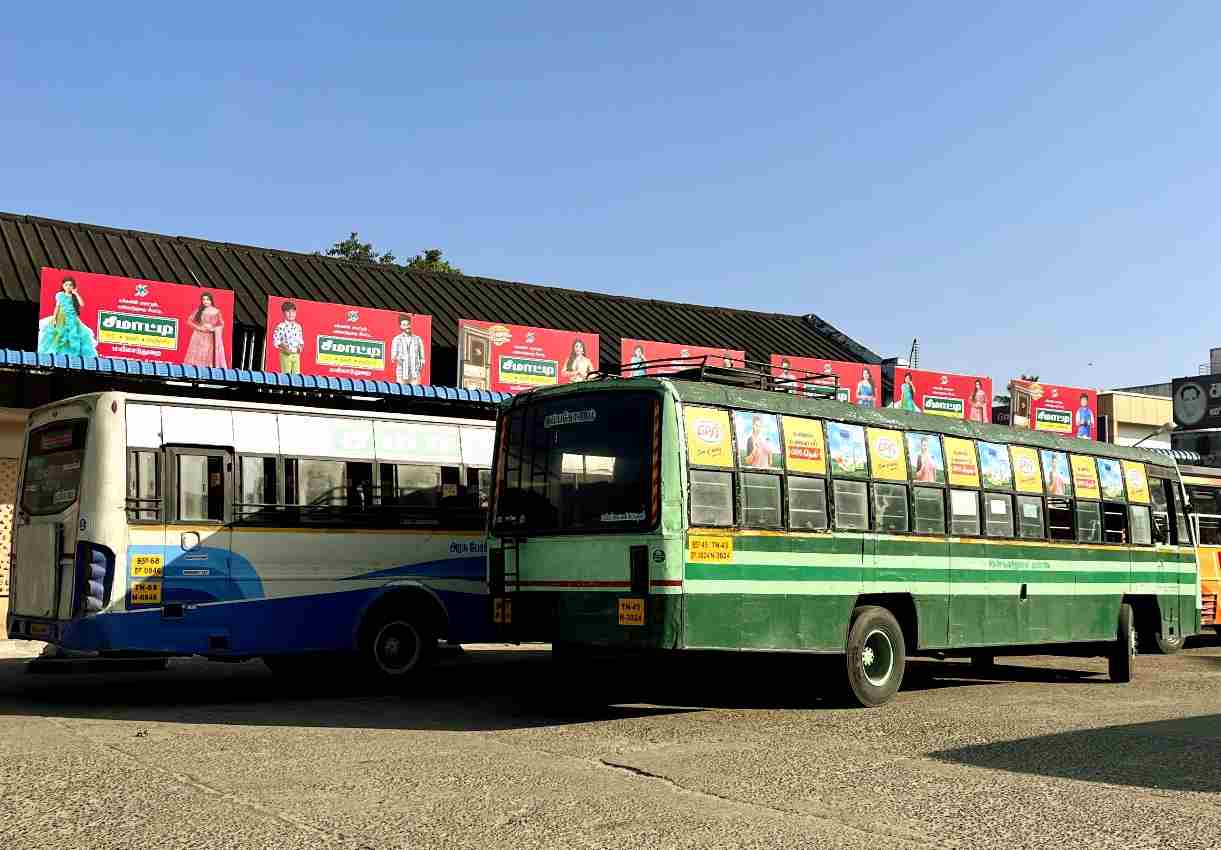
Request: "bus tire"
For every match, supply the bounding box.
[1108,603,1136,683]
[1147,630,1184,655]
[359,605,438,685]
[840,606,906,707]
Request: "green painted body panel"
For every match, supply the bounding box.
[491,378,1201,654]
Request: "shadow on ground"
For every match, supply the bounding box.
[0,647,1107,732]
[929,713,1221,793]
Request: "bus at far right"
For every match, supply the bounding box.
[1179,464,1221,634]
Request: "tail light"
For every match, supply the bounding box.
[74,542,115,617]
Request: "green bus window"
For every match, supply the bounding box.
[1016,495,1045,539]
[1128,505,1152,545]
[1047,497,1075,541]
[832,479,868,530]
[1075,501,1102,543]
[741,472,782,528]
[787,476,828,531]
[912,486,945,534]
[872,483,909,533]
[690,469,734,527]
[949,489,980,536]
[1149,482,1171,543]
[984,494,1014,538]
[1102,501,1128,544]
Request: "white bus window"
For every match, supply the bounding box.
[1016,496,1045,539]
[380,464,443,507]
[1129,505,1152,546]
[288,459,346,507]
[912,486,945,534]
[949,489,980,536]
[832,480,868,531]
[1075,502,1102,543]
[872,483,909,533]
[788,476,828,531]
[467,468,492,509]
[22,422,88,516]
[126,449,161,522]
[741,472,781,528]
[984,494,1014,538]
[177,454,225,522]
[690,470,734,527]
[239,456,279,520]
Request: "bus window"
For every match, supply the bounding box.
[1016,495,1044,539]
[22,421,88,516]
[872,483,909,533]
[690,470,733,527]
[467,467,491,509]
[832,479,868,531]
[1075,502,1102,543]
[126,449,161,522]
[1128,505,1152,545]
[1150,483,1171,544]
[1102,501,1128,544]
[381,464,442,506]
[1047,497,1074,542]
[787,476,827,531]
[238,456,278,521]
[949,489,980,536]
[175,453,226,522]
[912,486,945,534]
[1188,486,1221,544]
[984,494,1014,538]
[741,472,781,528]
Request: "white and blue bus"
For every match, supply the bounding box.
[6,391,496,681]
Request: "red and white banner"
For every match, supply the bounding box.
[770,355,881,407]
[457,319,599,394]
[37,267,235,367]
[1009,379,1098,440]
[620,338,745,375]
[264,295,432,384]
[892,367,992,421]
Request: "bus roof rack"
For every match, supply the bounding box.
[591,355,841,399]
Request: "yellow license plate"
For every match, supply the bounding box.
[618,598,645,626]
[492,597,512,624]
[29,623,51,638]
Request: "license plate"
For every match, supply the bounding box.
[492,597,512,625]
[618,598,645,626]
[29,623,51,638]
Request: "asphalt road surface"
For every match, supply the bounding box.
[1,638,1219,850]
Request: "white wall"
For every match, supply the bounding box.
[1113,421,1170,450]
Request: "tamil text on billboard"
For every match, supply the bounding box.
[457,320,599,394]
[620,338,745,375]
[1172,374,1221,430]
[892,367,992,421]
[1008,379,1098,440]
[770,355,881,407]
[37,267,235,367]
[264,295,432,384]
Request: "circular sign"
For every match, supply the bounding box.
[1174,381,1207,427]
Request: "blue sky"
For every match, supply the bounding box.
[3,2,1217,390]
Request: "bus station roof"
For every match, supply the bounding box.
[0,211,881,386]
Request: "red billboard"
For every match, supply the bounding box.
[770,355,881,407]
[37,267,235,367]
[620,338,745,375]
[264,295,432,384]
[1009,379,1098,440]
[892,367,992,422]
[457,320,599,394]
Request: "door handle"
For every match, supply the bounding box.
[181,531,201,550]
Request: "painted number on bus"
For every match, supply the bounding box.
[688,535,733,563]
[130,581,162,605]
[618,598,645,626]
[131,554,165,578]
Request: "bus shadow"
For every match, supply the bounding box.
[928,714,1221,793]
[0,650,1104,729]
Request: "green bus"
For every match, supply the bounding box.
[487,367,1200,706]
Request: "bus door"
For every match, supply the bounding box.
[162,447,233,613]
[1149,477,1182,644]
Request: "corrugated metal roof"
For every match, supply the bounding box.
[0,211,881,384]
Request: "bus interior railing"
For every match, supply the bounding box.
[590,355,842,399]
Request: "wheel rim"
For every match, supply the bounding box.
[373,620,422,675]
[860,628,895,687]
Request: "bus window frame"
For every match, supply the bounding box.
[905,432,947,538]
[235,454,283,524]
[684,404,738,529]
[126,447,164,525]
[732,408,785,530]
[166,445,233,526]
[822,419,873,532]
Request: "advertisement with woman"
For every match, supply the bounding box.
[457,319,599,394]
[890,367,993,421]
[37,267,235,366]
[769,355,881,406]
[621,338,745,376]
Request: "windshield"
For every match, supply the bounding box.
[22,420,88,516]
[493,391,658,535]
